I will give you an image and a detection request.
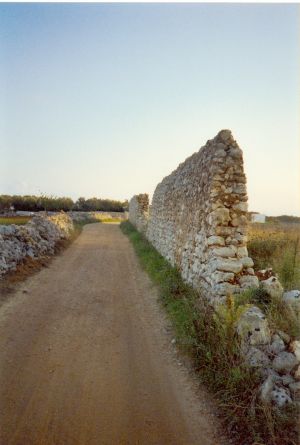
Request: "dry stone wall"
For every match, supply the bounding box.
[0,213,74,277]
[129,130,259,303]
[69,211,128,222]
[129,194,149,234]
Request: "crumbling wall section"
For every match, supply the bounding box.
[141,130,258,302]
[129,194,149,234]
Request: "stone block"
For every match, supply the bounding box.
[236,306,271,346]
[212,258,243,274]
[282,290,300,310]
[210,245,237,258]
[238,275,259,289]
[272,352,298,373]
[245,346,270,367]
[207,236,225,246]
[261,277,284,299]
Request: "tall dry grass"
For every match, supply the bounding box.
[248,223,300,290]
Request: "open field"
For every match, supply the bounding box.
[248,222,300,290]
[0,216,31,225]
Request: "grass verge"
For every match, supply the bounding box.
[120,221,299,445]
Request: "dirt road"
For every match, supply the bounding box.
[0,223,224,445]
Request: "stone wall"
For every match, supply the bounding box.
[69,211,128,222]
[129,130,258,302]
[0,213,74,277]
[129,194,149,234]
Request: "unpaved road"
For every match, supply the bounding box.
[0,223,224,445]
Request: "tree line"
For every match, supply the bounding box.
[266,215,300,224]
[0,195,129,213]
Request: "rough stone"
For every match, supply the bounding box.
[261,276,284,299]
[277,330,291,344]
[268,334,286,355]
[212,258,243,274]
[281,374,295,386]
[272,352,298,373]
[282,290,300,310]
[208,208,231,227]
[294,365,300,381]
[245,346,270,367]
[270,386,292,407]
[288,381,300,401]
[211,246,237,258]
[260,374,277,403]
[207,236,225,246]
[241,256,254,268]
[238,275,259,289]
[128,194,149,234]
[289,340,300,361]
[236,306,271,346]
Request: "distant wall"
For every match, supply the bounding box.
[129,194,149,234]
[69,211,128,222]
[129,130,258,303]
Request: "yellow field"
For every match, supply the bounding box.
[248,222,300,290]
[0,216,31,225]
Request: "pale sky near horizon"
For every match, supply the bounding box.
[0,3,299,216]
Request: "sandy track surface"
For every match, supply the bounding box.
[0,223,224,445]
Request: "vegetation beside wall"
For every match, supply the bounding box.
[120,221,299,445]
[248,223,300,290]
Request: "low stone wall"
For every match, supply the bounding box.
[129,130,258,302]
[128,194,149,234]
[0,213,74,277]
[69,211,127,222]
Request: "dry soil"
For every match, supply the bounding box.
[0,223,225,445]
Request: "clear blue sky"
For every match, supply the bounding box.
[0,3,299,215]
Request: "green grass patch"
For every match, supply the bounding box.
[0,216,31,225]
[120,221,299,445]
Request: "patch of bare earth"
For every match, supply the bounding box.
[0,223,227,445]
